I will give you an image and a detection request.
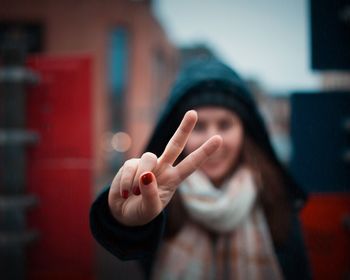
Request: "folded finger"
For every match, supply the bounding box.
[139,172,163,221]
[109,166,123,202]
[120,158,139,199]
[131,152,158,195]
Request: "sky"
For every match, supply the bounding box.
[153,0,321,94]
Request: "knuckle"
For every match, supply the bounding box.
[169,138,182,150]
[120,161,138,189]
[142,152,157,161]
[124,158,137,167]
[123,164,135,174]
[111,170,121,188]
[120,174,133,189]
[188,152,200,166]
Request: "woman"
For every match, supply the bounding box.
[90,59,311,279]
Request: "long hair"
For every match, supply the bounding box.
[165,133,292,245]
[242,134,292,245]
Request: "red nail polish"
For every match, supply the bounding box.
[122,190,129,199]
[133,186,141,195]
[141,172,153,185]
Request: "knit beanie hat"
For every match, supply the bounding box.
[144,58,307,208]
[175,79,257,139]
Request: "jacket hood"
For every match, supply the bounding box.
[144,58,307,208]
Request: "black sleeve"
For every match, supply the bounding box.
[89,186,166,261]
[275,212,312,280]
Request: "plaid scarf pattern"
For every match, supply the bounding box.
[152,168,283,280]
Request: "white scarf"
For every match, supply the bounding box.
[179,168,257,232]
[152,167,283,280]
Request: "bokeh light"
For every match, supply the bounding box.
[111,131,132,153]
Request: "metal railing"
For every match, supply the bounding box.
[0,43,40,280]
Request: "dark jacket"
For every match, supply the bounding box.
[90,59,311,279]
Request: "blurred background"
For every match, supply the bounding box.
[0,0,349,279]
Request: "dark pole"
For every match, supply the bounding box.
[0,42,40,280]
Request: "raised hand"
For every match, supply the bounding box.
[108,110,222,226]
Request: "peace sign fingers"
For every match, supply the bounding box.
[174,135,222,183]
[158,110,198,167]
[107,110,223,227]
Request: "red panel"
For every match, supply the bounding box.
[301,194,350,280]
[26,55,94,280]
[26,56,92,159]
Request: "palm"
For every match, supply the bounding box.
[108,111,222,226]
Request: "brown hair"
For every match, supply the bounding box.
[242,134,292,245]
[165,132,292,245]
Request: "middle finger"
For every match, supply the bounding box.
[158,110,198,166]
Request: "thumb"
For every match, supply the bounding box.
[139,172,162,219]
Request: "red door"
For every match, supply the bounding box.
[301,194,350,280]
[26,55,94,280]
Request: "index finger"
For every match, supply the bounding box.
[158,110,198,166]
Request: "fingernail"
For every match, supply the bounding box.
[133,186,141,195]
[122,190,129,199]
[141,172,153,185]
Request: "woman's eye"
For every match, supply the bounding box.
[193,122,206,132]
[218,120,233,131]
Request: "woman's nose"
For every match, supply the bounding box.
[207,126,220,137]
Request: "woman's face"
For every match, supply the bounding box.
[184,106,244,186]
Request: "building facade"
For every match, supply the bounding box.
[0,0,178,179]
[0,1,178,279]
